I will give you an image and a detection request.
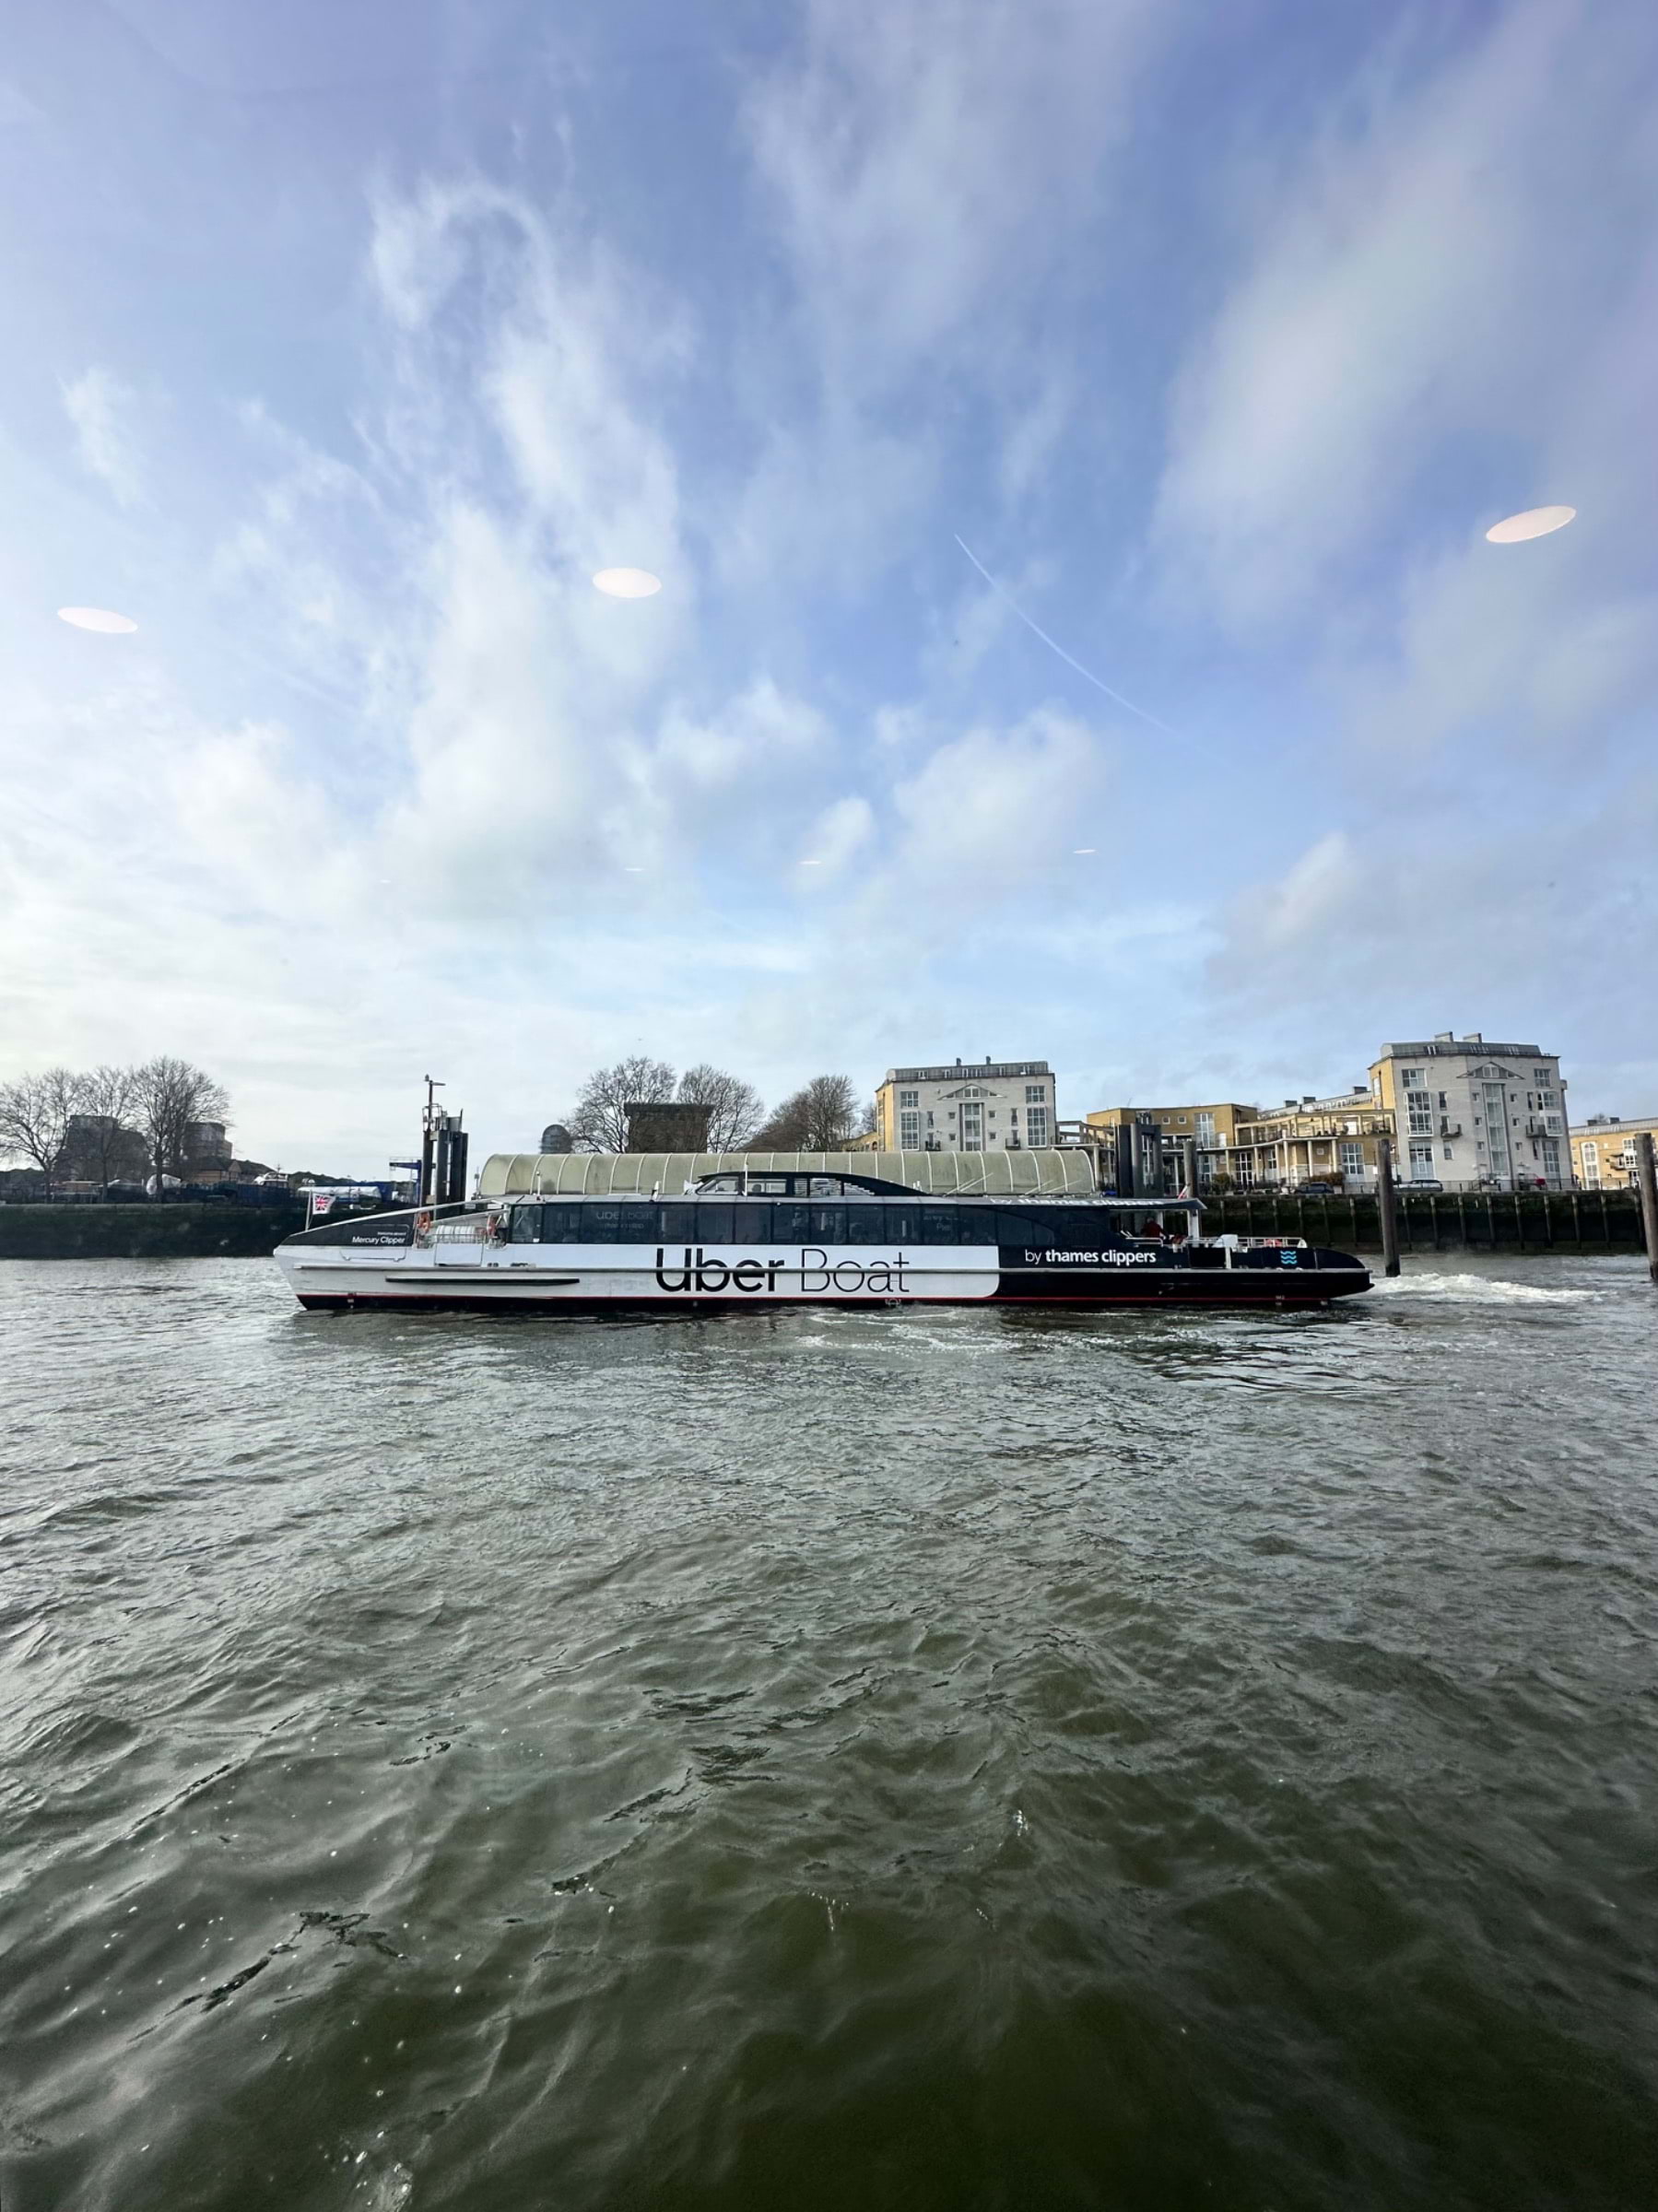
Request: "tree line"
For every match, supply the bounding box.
[0,1059,230,1197]
[564,1059,874,1154]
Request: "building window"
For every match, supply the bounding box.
[1196,1112,1216,1144]
[1339,1142,1363,1175]
[899,1089,918,1109]
[1481,1085,1511,1181]
[1026,1108,1049,1147]
[1541,1137,1561,1180]
[1407,1097,1434,1135]
[899,1112,922,1148]
[1401,1068,1424,1088]
[1582,1151,1600,1187]
[1408,1142,1435,1178]
[1025,1085,1045,1104]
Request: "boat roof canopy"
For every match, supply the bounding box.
[478,1147,1099,1199]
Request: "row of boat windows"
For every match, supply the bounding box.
[509,1201,1114,1247]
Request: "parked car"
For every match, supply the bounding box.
[1405,1178,1444,1193]
[1295,1180,1337,1194]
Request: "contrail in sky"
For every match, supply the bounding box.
[953,534,1180,738]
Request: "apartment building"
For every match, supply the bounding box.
[875,1059,1055,1154]
[1572,1112,1658,1189]
[1370,1035,1568,1189]
[1229,1091,1393,1190]
[1083,1102,1258,1192]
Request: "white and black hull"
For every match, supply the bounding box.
[276,1233,1370,1314]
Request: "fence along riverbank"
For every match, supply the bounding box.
[0,1201,305,1260]
[1203,1187,1645,1255]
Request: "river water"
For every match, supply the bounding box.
[2,1254,1655,2212]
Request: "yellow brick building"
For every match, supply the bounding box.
[1228,1094,1393,1191]
[1572,1114,1658,1189]
[1083,1102,1258,1192]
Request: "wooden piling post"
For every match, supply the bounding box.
[1635,1132,1658,1287]
[1376,1137,1402,1277]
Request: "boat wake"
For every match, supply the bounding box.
[1372,1273,1593,1305]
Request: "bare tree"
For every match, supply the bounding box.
[858,1096,879,1138]
[749,1088,811,1150]
[800,1073,859,1149]
[70,1065,143,1193]
[0,1068,83,1196]
[134,1057,230,1189]
[677,1064,764,1152]
[569,1056,676,1152]
[750,1074,859,1151]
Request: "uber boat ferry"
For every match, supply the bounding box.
[275,1169,1370,1314]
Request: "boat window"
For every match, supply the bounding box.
[585,1203,624,1241]
[919,1206,959,1244]
[658,1202,696,1241]
[696,1203,734,1243]
[883,1204,919,1241]
[509,1205,540,1243]
[537,1204,578,1242]
[842,1203,886,1244]
[731,1202,770,1242]
[616,1204,655,1243]
[809,1203,845,1242]
[772,1202,809,1241]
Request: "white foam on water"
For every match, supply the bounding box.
[1371,1273,1593,1305]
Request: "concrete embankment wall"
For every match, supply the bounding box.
[1203,1190,1646,1255]
[0,1203,306,1259]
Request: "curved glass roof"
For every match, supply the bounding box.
[478,1148,1098,1198]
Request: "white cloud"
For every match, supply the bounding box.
[61,367,143,506]
[1208,793,1658,1109]
[1253,830,1362,951]
[889,705,1112,892]
[1153,0,1656,636]
[796,794,874,882]
[747,0,1156,399]
[999,372,1074,508]
[727,0,1161,592]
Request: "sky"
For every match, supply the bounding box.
[2,0,1655,1174]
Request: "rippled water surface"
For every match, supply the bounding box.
[3,1253,1656,2211]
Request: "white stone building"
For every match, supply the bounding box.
[874,1059,1056,1154]
[1370,1034,1569,1190]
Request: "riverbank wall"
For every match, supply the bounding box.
[0,1203,306,1259]
[1202,1189,1646,1254]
